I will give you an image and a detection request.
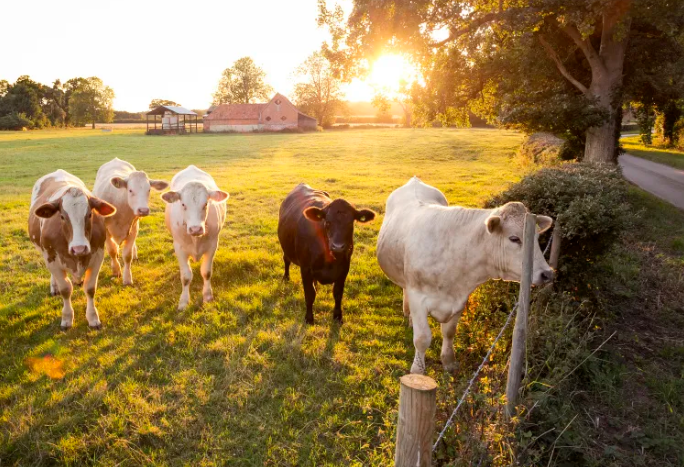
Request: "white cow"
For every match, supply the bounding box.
[376,177,554,374]
[29,170,117,330]
[161,166,229,310]
[93,158,169,285]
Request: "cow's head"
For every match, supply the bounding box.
[35,187,116,256]
[303,199,376,259]
[161,181,228,237]
[485,202,554,285]
[111,171,168,217]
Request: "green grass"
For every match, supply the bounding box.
[622,135,684,169]
[0,127,527,465]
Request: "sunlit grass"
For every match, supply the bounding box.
[0,127,526,465]
[622,135,684,170]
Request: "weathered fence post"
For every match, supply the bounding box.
[395,374,437,467]
[505,213,536,418]
[549,221,562,270]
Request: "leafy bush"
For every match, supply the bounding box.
[486,163,635,293]
[0,112,33,130]
[518,133,566,166]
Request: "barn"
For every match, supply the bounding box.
[203,93,317,133]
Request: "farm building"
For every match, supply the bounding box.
[146,106,199,135]
[204,93,317,133]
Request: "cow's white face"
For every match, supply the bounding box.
[485,202,554,285]
[35,187,116,256]
[111,171,168,217]
[162,182,228,236]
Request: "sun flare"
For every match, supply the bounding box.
[342,54,418,102]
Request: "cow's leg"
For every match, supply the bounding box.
[105,234,121,278]
[174,242,192,310]
[440,310,464,373]
[121,220,139,286]
[403,289,412,327]
[283,255,291,281]
[332,272,348,324]
[46,261,74,330]
[408,292,431,375]
[201,246,217,303]
[83,249,104,329]
[301,269,316,325]
[50,274,59,296]
[132,242,138,261]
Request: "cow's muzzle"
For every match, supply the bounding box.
[136,207,150,217]
[70,245,90,256]
[188,225,205,237]
[534,269,554,285]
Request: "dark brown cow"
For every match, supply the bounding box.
[277,183,376,324]
[28,170,116,330]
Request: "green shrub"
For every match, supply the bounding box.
[486,163,635,293]
[0,112,32,130]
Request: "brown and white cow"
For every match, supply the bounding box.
[29,170,116,330]
[376,177,554,374]
[161,166,229,310]
[92,158,168,285]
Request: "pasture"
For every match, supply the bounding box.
[0,128,526,465]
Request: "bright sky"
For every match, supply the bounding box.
[2,0,415,111]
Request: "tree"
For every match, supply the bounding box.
[371,92,391,120]
[0,76,50,129]
[149,99,181,109]
[68,77,115,129]
[292,51,345,127]
[0,80,8,98]
[319,0,684,164]
[212,57,273,105]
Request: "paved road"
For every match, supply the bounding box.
[619,153,684,210]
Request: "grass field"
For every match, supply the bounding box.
[622,135,684,169]
[0,128,527,465]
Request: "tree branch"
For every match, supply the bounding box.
[538,35,589,95]
[430,12,500,47]
[561,24,605,74]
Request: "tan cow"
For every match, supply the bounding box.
[161,166,229,310]
[92,158,169,285]
[376,177,554,374]
[29,170,116,330]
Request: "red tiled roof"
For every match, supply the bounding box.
[206,103,266,120]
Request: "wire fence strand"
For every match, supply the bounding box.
[432,301,519,452]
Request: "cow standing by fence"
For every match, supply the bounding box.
[376,177,554,374]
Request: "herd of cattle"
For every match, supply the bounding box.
[28,159,554,374]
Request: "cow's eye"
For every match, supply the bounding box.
[60,215,64,220]
[509,236,521,244]
[129,189,132,193]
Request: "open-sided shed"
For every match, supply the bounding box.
[146,106,198,135]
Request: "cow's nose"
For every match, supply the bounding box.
[71,245,88,256]
[137,207,150,216]
[330,243,346,254]
[188,226,205,236]
[540,270,554,283]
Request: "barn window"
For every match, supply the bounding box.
[281,116,287,121]
[266,116,271,121]
[275,99,282,105]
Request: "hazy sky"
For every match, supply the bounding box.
[3,0,362,111]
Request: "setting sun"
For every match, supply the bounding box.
[343,54,418,101]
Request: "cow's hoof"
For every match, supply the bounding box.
[333,316,343,325]
[282,275,290,282]
[178,303,188,311]
[50,290,59,297]
[123,280,133,287]
[203,295,214,304]
[443,362,459,374]
[89,323,102,331]
[60,324,72,332]
[305,318,314,326]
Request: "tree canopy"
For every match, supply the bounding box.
[68,77,115,129]
[149,99,181,109]
[293,52,345,127]
[319,0,684,163]
[212,57,273,105]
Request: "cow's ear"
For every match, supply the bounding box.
[209,190,229,202]
[149,179,169,191]
[89,196,117,217]
[303,206,325,222]
[35,201,60,218]
[485,214,501,234]
[161,191,180,203]
[537,215,553,234]
[110,177,127,189]
[355,208,376,223]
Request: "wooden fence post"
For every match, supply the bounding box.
[505,213,536,418]
[549,221,562,270]
[395,374,437,467]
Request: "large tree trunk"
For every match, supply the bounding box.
[582,1,631,164]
